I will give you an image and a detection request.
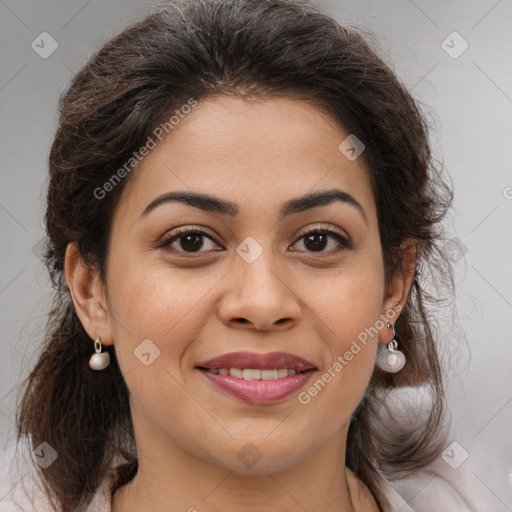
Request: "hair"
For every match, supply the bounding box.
[16,0,454,510]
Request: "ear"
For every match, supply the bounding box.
[64,242,114,346]
[378,239,417,344]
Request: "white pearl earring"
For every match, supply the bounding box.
[89,336,110,370]
[376,322,406,373]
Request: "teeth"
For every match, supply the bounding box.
[261,369,278,380]
[243,369,262,380]
[210,368,302,380]
[229,368,243,378]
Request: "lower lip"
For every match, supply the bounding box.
[197,369,316,404]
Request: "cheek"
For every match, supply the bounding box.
[105,263,217,420]
[298,310,379,426]
[106,257,222,366]
[305,261,384,343]
[294,262,383,412]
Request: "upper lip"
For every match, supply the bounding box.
[195,351,317,372]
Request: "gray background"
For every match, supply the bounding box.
[1,0,511,509]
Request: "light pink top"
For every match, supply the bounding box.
[0,437,480,512]
[81,468,415,512]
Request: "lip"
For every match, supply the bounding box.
[196,351,316,372]
[195,351,317,404]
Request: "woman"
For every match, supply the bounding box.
[16,0,456,510]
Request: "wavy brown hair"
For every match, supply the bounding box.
[16,0,454,510]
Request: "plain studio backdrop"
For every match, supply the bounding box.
[0,0,511,510]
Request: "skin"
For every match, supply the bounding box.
[65,96,416,512]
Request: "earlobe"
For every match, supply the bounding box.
[378,240,417,342]
[64,242,114,346]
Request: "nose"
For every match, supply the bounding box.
[217,255,302,332]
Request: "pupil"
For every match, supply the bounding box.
[305,233,327,251]
[181,233,203,252]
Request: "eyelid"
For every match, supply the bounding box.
[157,224,216,243]
[292,224,353,252]
[157,222,352,254]
[294,223,349,242]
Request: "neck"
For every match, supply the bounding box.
[112,417,378,512]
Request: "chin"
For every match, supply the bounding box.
[201,435,320,475]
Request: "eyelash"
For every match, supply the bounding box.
[156,224,353,257]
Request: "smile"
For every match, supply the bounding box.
[195,351,317,404]
[205,368,301,379]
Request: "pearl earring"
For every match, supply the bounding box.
[89,336,110,371]
[376,322,406,373]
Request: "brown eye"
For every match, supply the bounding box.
[291,228,352,254]
[176,232,206,252]
[160,228,220,254]
[303,232,329,251]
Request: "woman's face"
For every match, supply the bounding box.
[83,96,409,473]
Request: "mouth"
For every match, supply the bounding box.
[195,351,318,404]
[198,367,310,379]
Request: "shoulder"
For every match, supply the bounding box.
[363,467,478,512]
[375,477,415,512]
[0,440,50,512]
[381,464,480,512]
[0,440,115,512]
[345,467,414,511]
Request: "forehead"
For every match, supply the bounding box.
[115,96,376,224]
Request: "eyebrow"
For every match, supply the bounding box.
[139,188,368,224]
